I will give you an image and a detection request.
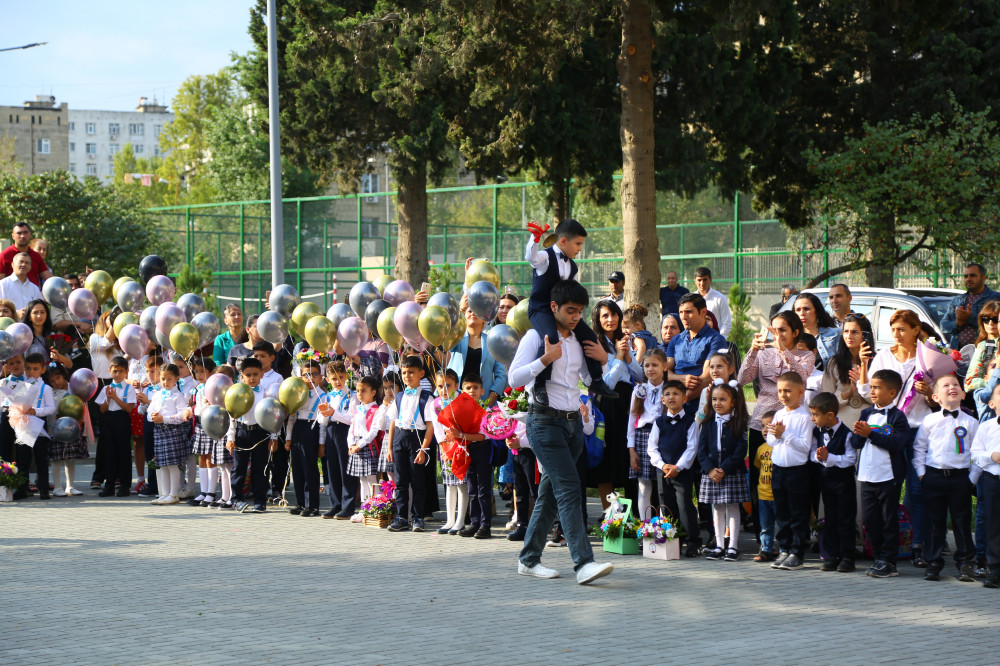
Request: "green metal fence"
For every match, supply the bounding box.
[148,178,970,316]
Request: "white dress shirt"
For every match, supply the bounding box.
[626,381,664,449]
[857,409,894,483]
[858,350,933,427]
[971,417,1000,477]
[226,386,276,440]
[286,386,329,444]
[525,238,577,281]
[260,369,282,394]
[325,388,357,426]
[94,381,137,412]
[700,288,732,337]
[810,420,857,468]
[385,389,435,431]
[0,274,42,311]
[146,386,189,425]
[647,409,699,471]
[767,405,813,467]
[913,408,979,477]
[508,328,612,412]
[348,401,385,447]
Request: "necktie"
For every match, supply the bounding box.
[404,387,419,396]
[943,409,959,418]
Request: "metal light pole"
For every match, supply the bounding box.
[266,0,284,288]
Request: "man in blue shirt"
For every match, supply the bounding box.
[665,293,726,404]
[941,263,1000,350]
[659,270,689,315]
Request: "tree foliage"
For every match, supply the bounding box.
[112,143,169,209]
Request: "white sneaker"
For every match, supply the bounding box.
[576,561,614,585]
[517,562,560,579]
[160,495,180,505]
[178,490,196,500]
[52,488,67,497]
[350,512,363,523]
[67,487,83,496]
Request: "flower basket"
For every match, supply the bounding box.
[363,514,391,529]
[0,458,25,495]
[361,480,397,528]
[600,497,641,555]
[0,486,11,503]
[639,507,682,561]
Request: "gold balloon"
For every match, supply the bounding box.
[85,270,115,304]
[278,376,310,414]
[113,311,139,337]
[169,322,200,358]
[225,383,254,419]
[0,316,14,331]
[377,306,403,350]
[418,305,451,347]
[508,298,530,337]
[58,394,84,420]
[464,260,501,289]
[304,315,337,354]
[373,274,393,296]
[291,302,322,338]
[112,276,135,302]
[443,318,467,351]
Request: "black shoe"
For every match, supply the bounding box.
[12,489,27,500]
[474,526,492,539]
[911,546,928,568]
[867,560,899,578]
[837,559,856,573]
[303,508,319,517]
[288,506,303,515]
[334,508,354,520]
[507,526,527,541]
[98,488,115,497]
[187,497,203,506]
[116,489,131,498]
[984,572,1000,589]
[322,509,338,519]
[589,382,617,400]
[924,568,941,581]
[975,560,989,579]
[199,495,215,506]
[705,548,724,561]
[251,504,266,513]
[684,545,702,558]
[958,562,976,583]
[38,490,50,500]
[820,559,839,572]
[458,525,478,538]
[387,518,409,532]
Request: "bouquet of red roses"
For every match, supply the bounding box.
[47,333,74,356]
[499,385,529,421]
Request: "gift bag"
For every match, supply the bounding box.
[641,506,681,561]
[602,497,640,555]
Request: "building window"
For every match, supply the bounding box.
[134,144,144,155]
[36,138,50,154]
[85,143,97,155]
[109,122,119,135]
[86,122,96,135]
[69,142,75,152]
[154,146,161,157]
[361,173,380,203]
[85,164,97,176]
[153,124,162,139]
[68,121,75,131]
[129,123,144,136]
[109,143,120,156]
[69,163,76,173]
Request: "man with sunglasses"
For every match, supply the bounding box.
[941,263,1000,349]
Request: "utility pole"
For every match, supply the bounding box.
[266,0,284,288]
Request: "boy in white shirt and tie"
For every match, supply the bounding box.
[225,358,278,513]
[384,355,435,532]
[971,384,1000,588]
[809,392,857,572]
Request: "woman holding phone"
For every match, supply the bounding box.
[820,313,875,428]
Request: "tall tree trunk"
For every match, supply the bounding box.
[865,213,896,287]
[551,178,570,224]
[617,0,660,326]
[395,163,429,287]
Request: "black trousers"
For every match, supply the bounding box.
[529,309,603,384]
[327,422,356,513]
[467,441,493,528]
[290,420,321,510]
[861,479,901,564]
[393,428,425,522]
[512,448,538,527]
[231,424,270,506]
[143,419,157,493]
[269,439,290,497]
[982,472,1000,567]
[659,467,702,548]
[820,467,857,561]
[17,437,49,494]
[100,410,133,491]
[0,411,15,464]
[772,464,811,557]
[922,467,974,570]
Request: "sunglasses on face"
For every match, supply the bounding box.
[982,316,999,325]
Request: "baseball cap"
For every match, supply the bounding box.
[609,271,625,283]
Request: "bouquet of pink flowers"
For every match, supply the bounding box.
[480,406,518,440]
[0,458,25,490]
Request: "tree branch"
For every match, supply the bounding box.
[804,226,932,288]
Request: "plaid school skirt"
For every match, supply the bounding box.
[346,442,376,478]
[190,422,215,456]
[211,436,233,466]
[49,431,89,460]
[153,423,191,467]
[698,471,750,505]
[628,425,655,480]
[377,435,395,475]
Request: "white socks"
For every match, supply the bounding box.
[360,475,377,503]
[64,461,75,491]
[198,468,209,497]
[442,486,458,530]
[206,467,218,494]
[220,464,233,502]
[637,479,654,522]
[167,466,181,498]
[712,503,741,551]
[155,468,167,498]
[455,484,470,530]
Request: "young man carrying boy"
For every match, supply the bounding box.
[454,374,492,539]
[226,357,278,513]
[850,369,911,578]
[809,392,857,572]
[767,371,814,571]
[385,356,435,532]
[913,375,979,582]
[647,379,702,557]
[96,356,136,498]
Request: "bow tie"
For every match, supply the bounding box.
[821,426,833,436]
[329,389,344,397]
[404,387,419,396]
[110,382,123,389]
[160,388,172,397]
[872,408,887,415]
[8,375,24,382]
[252,386,260,393]
[715,413,732,424]
[943,409,960,418]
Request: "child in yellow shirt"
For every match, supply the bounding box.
[754,411,777,561]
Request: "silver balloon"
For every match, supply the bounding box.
[337,316,370,357]
[190,311,220,348]
[119,324,149,359]
[0,330,13,361]
[139,305,158,340]
[254,397,288,434]
[68,288,98,321]
[199,405,231,440]
[204,373,234,406]
[51,417,81,443]
[486,324,520,367]
[349,282,381,318]
[467,280,501,322]
[428,292,460,328]
[145,274,175,306]
[383,280,415,306]
[155,327,173,351]
[6,323,32,356]
[268,284,301,317]
[177,292,206,321]
[116,280,145,313]
[326,303,354,332]
[364,299,391,338]
[155,302,185,336]
[42,277,71,310]
[69,368,99,401]
[256,310,289,345]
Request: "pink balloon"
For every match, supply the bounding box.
[6,322,32,356]
[337,316,370,357]
[393,301,423,341]
[68,288,98,321]
[155,302,185,336]
[118,324,149,360]
[404,334,430,353]
[146,274,175,306]
[204,373,233,406]
[383,280,415,306]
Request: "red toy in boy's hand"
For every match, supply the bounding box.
[527,221,550,242]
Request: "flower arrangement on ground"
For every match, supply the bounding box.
[0,458,25,489]
[361,479,397,519]
[637,515,681,543]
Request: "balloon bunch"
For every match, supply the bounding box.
[464,259,529,368]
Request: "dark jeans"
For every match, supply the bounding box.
[659,467,701,548]
[269,441,290,497]
[772,464,811,557]
[861,479,901,564]
[327,423,356,513]
[982,472,1000,567]
[519,411,593,571]
[143,419,157,494]
[820,467,857,561]
[392,429,425,522]
[290,421,321,510]
[512,447,538,527]
[231,424,270,506]
[17,438,49,494]
[466,441,494,528]
[922,467,974,570]
[528,309,603,385]
[0,412,15,464]
[100,411,133,491]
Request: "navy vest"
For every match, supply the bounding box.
[654,410,696,465]
[814,424,849,456]
[529,247,577,315]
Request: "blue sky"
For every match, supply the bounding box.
[1,1,256,111]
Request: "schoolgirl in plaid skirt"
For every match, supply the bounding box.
[627,349,667,521]
[378,372,403,477]
[188,360,220,505]
[346,376,385,520]
[147,364,192,505]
